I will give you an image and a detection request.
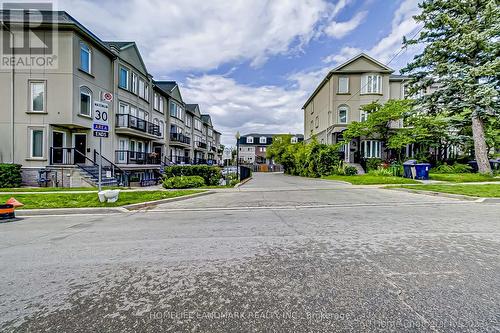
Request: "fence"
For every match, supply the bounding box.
[252,164,284,173]
[239,166,252,181]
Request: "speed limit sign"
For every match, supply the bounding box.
[93,101,109,138]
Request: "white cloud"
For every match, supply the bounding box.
[322,46,361,65]
[322,0,422,68]
[182,75,308,146]
[57,0,331,73]
[324,11,367,39]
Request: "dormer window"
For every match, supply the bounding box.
[361,74,382,94]
[246,137,254,144]
[259,137,267,144]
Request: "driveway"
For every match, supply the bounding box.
[1,173,499,332]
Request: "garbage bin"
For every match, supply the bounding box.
[403,160,417,179]
[414,163,431,180]
[468,161,478,173]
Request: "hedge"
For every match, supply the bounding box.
[162,165,221,186]
[163,176,205,189]
[0,164,22,188]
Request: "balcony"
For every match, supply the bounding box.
[193,158,207,165]
[210,146,217,152]
[170,155,191,164]
[195,141,207,150]
[115,150,162,165]
[170,132,191,146]
[116,114,162,139]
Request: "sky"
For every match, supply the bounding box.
[56,0,423,147]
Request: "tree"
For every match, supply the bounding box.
[402,0,500,174]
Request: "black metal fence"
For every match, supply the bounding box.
[239,166,251,181]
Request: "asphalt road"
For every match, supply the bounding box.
[1,173,499,332]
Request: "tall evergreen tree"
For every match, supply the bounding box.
[402,0,500,174]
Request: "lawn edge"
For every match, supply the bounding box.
[385,187,489,201]
[123,190,212,210]
[13,191,212,216]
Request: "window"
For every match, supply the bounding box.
[310,120,314,131]
[194,118,202,131]
[159,120,164,137]
[338,105,348,123]
[29,81,45,112]
[291,137,298,144]
[80,87,92,116]
[259,137,267,144]
[154,93,159,110]
[361,74,382,94]
[80,42,91,73]
[131,73,138,94]
[208,128,213,137]
[30,129,44,158]
[138,79,145,99]
[315,116,319,128]
[363,140,382,158]
[119,67,129,89]
[360,109,368,122]
[186,115,192,128]
[159,97,164,113]
[144,84,149,101]
[246,137,254,144]
[170,101,183,119]
[338,76,349,93]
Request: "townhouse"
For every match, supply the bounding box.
[238,133,304,164]
[302,53,407,164]
[0,10,223,187]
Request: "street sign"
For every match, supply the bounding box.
[92,101,109,138]
[93,131,109,138]
[102,91,113,102]
[223,148,232,160]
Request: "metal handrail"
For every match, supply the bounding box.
[94,149,129,186]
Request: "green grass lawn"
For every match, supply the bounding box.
[0,186,125,193]
[398,184,500,197]
[322,174,420,185]
[429,173,500,183]
[0,190,203,209]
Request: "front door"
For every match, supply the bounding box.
[74,134,87,164]
[52,131,64,164]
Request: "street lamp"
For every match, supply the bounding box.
[235,131,240,180]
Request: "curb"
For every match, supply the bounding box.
[234,177,253,188]
[122,191,213,210]
[386,187,494,202]
[12,191,214,216]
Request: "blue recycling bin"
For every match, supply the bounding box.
[403,160,417,179]
[414,163,431,180]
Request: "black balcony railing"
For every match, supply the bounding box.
[171,155,191,164]
[195,141,207,149]
[210,146,217,152]
[193,158,207,165]
[116,114,161,137]
[170,132,191,145]
[115,150,162,165]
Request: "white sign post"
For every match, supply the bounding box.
[92,101,110,192]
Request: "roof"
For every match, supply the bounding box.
[185,104,199,114]
[103,41,135,49]
[201,114,212,126]
[0,10,115,58]
[302,53,395,109]
[103,41,149,75]
[389,74,409,81]
[243,133,304,138]
[155,81,178,92]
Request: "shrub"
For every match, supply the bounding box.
[344,165,358,176]
[163,165,221,186]
[368,168,393,177]
[0,164,22,188]
[431,163,472,174]
[365,158,383,171]
[163,176,205,189]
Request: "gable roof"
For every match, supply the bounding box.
[201,114,212,126]
[185,104,199,115]
[155,81,184,104]
[103,41,149,75]
[302,53,395,109]
[332,53,393,73]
